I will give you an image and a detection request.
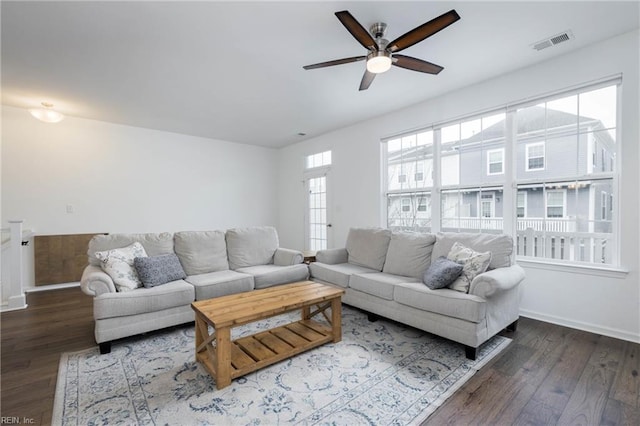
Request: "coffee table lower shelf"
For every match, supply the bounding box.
[196,319,333,385]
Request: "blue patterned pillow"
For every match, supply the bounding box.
[422,256,464,290]
[134,254,186,288]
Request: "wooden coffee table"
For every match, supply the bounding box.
[191,281,345,389]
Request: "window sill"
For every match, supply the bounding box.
[517,258,629,279]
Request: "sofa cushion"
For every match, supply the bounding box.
[235,264,309,289]
[394,282,487,323]
[309,262,378,288]
[382,231,436,279]
[346,228,392,271]
[432,232,513,270]
[186,270,254,300]
[447,242,492,293]
[226,226,279,270]
[174,230,229,275]
[134,254,187,288]
[93,279,195,320]
[422,256,463,290]
[94,242,148,292]
[88,233,174,266]
[349,272,417,301]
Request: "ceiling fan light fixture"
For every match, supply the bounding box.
[366,51,392,74]
[28,102,65,123]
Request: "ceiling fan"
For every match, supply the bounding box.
[303,9,461,91]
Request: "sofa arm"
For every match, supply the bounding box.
[80,265,117,297]
[316,248,348,265]
[274,248,304,266]
[469,264,525,298]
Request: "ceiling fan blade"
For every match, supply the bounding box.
[387,9,460,53]
[335,10,378,51]
[359,70,376,91]
[303,56,366,70]
[392,54,444,74]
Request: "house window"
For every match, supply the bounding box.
[417,196,427,212]
[415,161,425,182]
[398,174,407,183]
[526,142,545,171]
[516,192,527,218]
[487,149,504,175]
[546,190,565,218]
[305,150,331,169]
[401,198,411,212]
[601,191,607,220]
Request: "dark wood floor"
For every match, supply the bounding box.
[1,288,638,425]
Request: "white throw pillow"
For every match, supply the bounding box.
[94,242,148,292]
[446,242,492,293]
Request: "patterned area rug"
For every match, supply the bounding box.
[53,305,510,425]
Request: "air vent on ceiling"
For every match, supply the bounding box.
[531,30,574,51]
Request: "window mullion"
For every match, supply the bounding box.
[432,129,442,232]
[503,110,516,236]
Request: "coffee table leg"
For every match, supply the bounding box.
[331,298,342,343]
[215,327,232,389]
[301,306,311,320]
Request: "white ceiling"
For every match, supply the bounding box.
[2,1,638,148]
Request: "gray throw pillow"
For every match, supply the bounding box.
[422,256,464,290]
[134,254,186,288]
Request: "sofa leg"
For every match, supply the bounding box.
[367,313,379,322]
[99,342,112,354]
[465,345,478,360]
[506,319,519,332]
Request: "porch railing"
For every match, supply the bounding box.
[516,228,613,264]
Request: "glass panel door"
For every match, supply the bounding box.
[306,175,328,251]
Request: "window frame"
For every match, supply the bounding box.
[487,148,505,175]
[526,142,546,171]
[545,189,566,218]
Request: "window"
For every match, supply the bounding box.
[382,79,619,266]
[305,150,331,169]
[417,196,427,212]
[526,142,545,171]
[487,149,504,175]
[415,162,425,182]
[401,198,411,212]
[385,130,434,232]
[438,112,506,232]
[546,190,565,218]
[517,192,527,218]
[514,83,617,264]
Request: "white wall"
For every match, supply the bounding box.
[277,30,640,343]
[1,106,279,289]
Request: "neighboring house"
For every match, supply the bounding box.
[386,106,615,263]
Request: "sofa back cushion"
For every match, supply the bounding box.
[382,231,437,279]
[88,233,174,266]
[346,228,392,271]
[432,232,513,270]
[226,226,279,270]
[174,231,229,275]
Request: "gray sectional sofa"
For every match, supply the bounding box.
[80,226,308,353]
[309,228,525,359]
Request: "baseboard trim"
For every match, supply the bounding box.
[520,308,640,344]
[25,282,80,293]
